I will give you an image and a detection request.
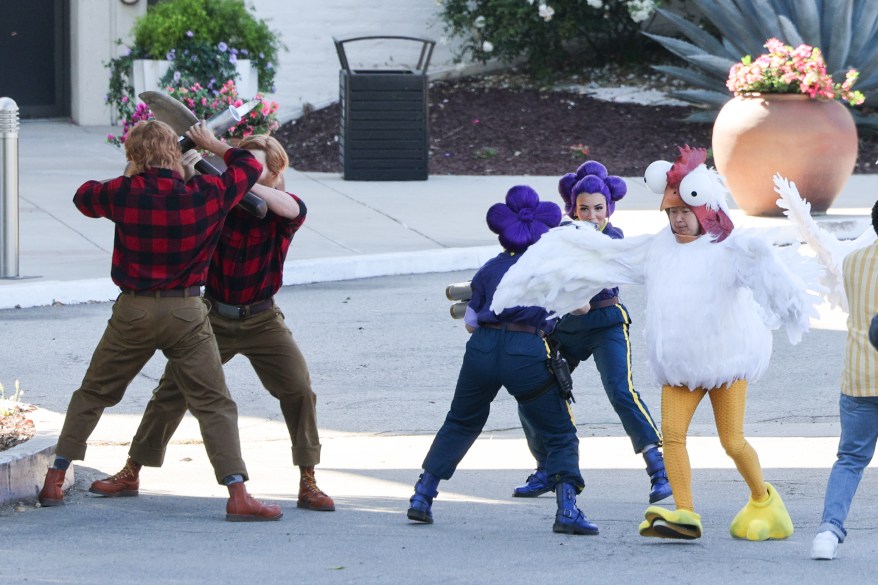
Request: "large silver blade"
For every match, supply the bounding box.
[137,90,268,221]
[138,91,199,136]
[139,90,228,171]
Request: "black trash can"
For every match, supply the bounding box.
[333,36,435,181]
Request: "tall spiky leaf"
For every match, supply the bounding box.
[690,0,767,55]
[825,0,853,71]
[791,0,821,46]
[849,1,878,62]
[683,110,723,124]
[652,65,724,92]
[669,88,732,107]
[849,36,878,83]
[688,54,738,79]
[748,0,786,42]
[642,33,710,62]
[654,9,727,55]
[777,16,805,47]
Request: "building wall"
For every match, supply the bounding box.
[249,0,476,122]
[70,0,470,126]
[70,0,695,126]
[69,0,144,125]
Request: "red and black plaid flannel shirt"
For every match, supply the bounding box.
[206,193,307,305]
[73,148,261,291]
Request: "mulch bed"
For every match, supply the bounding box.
[276,75,878,177]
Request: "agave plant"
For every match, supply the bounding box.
[646,0,878,126]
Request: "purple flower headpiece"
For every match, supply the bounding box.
[558,160,627,219]
[486,185,561,253]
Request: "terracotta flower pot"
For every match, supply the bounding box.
[712,94,858,216]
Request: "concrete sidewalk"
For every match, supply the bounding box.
[1,119,875,309]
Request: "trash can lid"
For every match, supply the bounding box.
[333,36,435,75]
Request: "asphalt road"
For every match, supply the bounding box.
[1,271,873,585]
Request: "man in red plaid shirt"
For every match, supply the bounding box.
[39,120,283,522]
[90,134,335,512]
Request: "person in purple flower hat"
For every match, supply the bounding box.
[406,185,599,535]
[511,161,671,506]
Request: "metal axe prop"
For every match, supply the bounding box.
[139,91,268,219]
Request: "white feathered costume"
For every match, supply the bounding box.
[491,163,821,391]
[491,146,823,541]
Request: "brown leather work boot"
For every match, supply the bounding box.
[39,468,67,507]
[225,482,283,522]
[298,466,335,511]
[89,458,141,497]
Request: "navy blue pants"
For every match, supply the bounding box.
[520,305,661,464]
[422,326,584,489]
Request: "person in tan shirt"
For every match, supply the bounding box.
[812,202,878,560]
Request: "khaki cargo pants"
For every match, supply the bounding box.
[56,292,247,483]
[129,300,322,469]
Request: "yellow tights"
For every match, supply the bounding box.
[661,380,767,512]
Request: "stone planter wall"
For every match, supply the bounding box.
[0,408,73,507]
[132,59,258,101]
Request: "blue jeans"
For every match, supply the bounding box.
[422,326,583,489]
[818,393,878,542]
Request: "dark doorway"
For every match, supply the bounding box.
[0,0,70,118]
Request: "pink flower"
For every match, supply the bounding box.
[109,76,282,148]
[726,38,864,105]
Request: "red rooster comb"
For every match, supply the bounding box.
[666,145,707,189]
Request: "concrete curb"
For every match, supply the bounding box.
[281,245,500,286]
[0,246,502,310]
[0,213,870,311]
[0,279,121,311]
[0,407,74,508]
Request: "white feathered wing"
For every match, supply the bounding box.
[727,231,824,345]
[491,222,652,317]
[774,173,876,311]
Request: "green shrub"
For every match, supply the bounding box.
[131,0,283,92]
[438,0,664,80]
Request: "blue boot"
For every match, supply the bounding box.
[643,446,672,504]
[513,468,551,498]
[552,482,599,535]
[407,471,440,524]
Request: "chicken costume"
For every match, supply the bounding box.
[491,146,822,540]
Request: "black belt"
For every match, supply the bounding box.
[590,296,620,310]
[481,322,542,335]
[123,286,201,298]
[209,297,274,320]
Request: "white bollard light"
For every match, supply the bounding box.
[0,97,20,278]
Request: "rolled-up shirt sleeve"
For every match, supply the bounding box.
[73,176,127,219]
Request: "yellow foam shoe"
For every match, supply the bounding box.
[729,482,794,541]
[639,506,702,540]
